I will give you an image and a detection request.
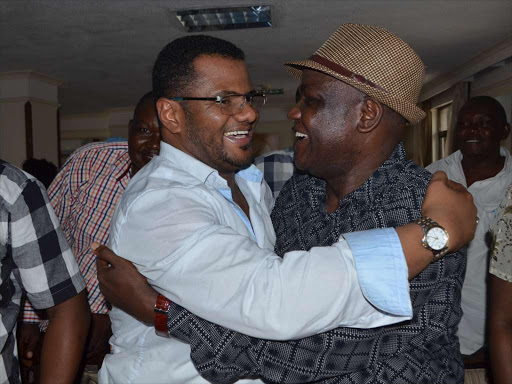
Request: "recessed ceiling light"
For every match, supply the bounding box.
[176,5,272,32]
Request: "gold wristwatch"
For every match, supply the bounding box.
[415,216,449,261]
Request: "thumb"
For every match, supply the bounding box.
[430,171,448,184]
[91,242,117,265]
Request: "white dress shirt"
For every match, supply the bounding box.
[427,147,512,354]
[100,142,413,384]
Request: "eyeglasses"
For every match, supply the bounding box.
[171,92,266,115]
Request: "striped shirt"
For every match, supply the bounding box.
[22,142,131,322]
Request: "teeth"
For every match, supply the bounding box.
[466,140,479,143]
[296,132,308,139]
[224,130,249,137]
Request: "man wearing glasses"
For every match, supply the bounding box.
[98,35,476,384]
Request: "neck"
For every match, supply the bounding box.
[461,149,503,170]
[130,163,139,177]
[461,149,505,185]
[219,171,237,191]
[324,140,399,213]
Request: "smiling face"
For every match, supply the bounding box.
[288,69,364,179]
[128,96,160,173]
[455,99,509,159]
[174,55,259,175]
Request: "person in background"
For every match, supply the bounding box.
[1,159,90,384]
[427,96,512,372]
[17,91,160,384]
[21,158,57,189]
[488,184,512,384]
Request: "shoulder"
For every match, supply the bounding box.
[0,160,41,205]
[118,157,213,216]
[64,141,128,168]
[396,161,432,189]
[379,161,432,204]
[426,151,460,173]
[358,160,432,218]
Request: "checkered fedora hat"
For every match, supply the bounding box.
[285,23,426,124]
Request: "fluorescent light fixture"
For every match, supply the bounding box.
[176,5,271,32]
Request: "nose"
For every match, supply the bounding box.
[287,103,301,121]
[234,100,258,124]
[150,130,160,150]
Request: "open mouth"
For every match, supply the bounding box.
[224,130,250,138]
[465,139,480,143]
[295,131,309,140]
[223,129,253,146]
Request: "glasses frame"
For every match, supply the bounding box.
[171,91,266,115]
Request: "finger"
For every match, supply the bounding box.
[97,257,109,269]
[91,242,118,265]
[430,171,448,183]
[445,180,466,193]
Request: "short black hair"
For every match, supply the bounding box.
[22,158,58,189]
[152,35,245,100]
[467,96,507,126]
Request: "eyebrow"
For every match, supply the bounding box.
[216,89,256,96]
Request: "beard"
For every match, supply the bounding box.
[184,109,253,174]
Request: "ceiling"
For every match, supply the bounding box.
[1,0,511,115]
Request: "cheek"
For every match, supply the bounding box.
[132,138,149,153]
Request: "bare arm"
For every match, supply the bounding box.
[489,274,512,384]
[40,291,90,384]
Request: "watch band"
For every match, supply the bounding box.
[414,216,449,262]
[154,294,172,337]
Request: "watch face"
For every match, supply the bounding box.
[426,227,448,250]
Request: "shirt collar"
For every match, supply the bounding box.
[348,142,408,204]
[304,142,410,209]
[451,146,512,180]
[159,141,263,188]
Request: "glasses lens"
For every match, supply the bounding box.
[219,94,266,115]
[219,95,242,115]
[249,94,266,111]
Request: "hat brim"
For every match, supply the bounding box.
[284,59,426,125]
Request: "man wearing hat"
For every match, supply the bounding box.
[96,27,472,384]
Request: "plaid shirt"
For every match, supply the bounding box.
[254,148,295,199]
[22,142,131,322]
[0,160,85,384]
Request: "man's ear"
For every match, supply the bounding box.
[501,122,511,141]
[357,98,383,133]
[156,98,184,135]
